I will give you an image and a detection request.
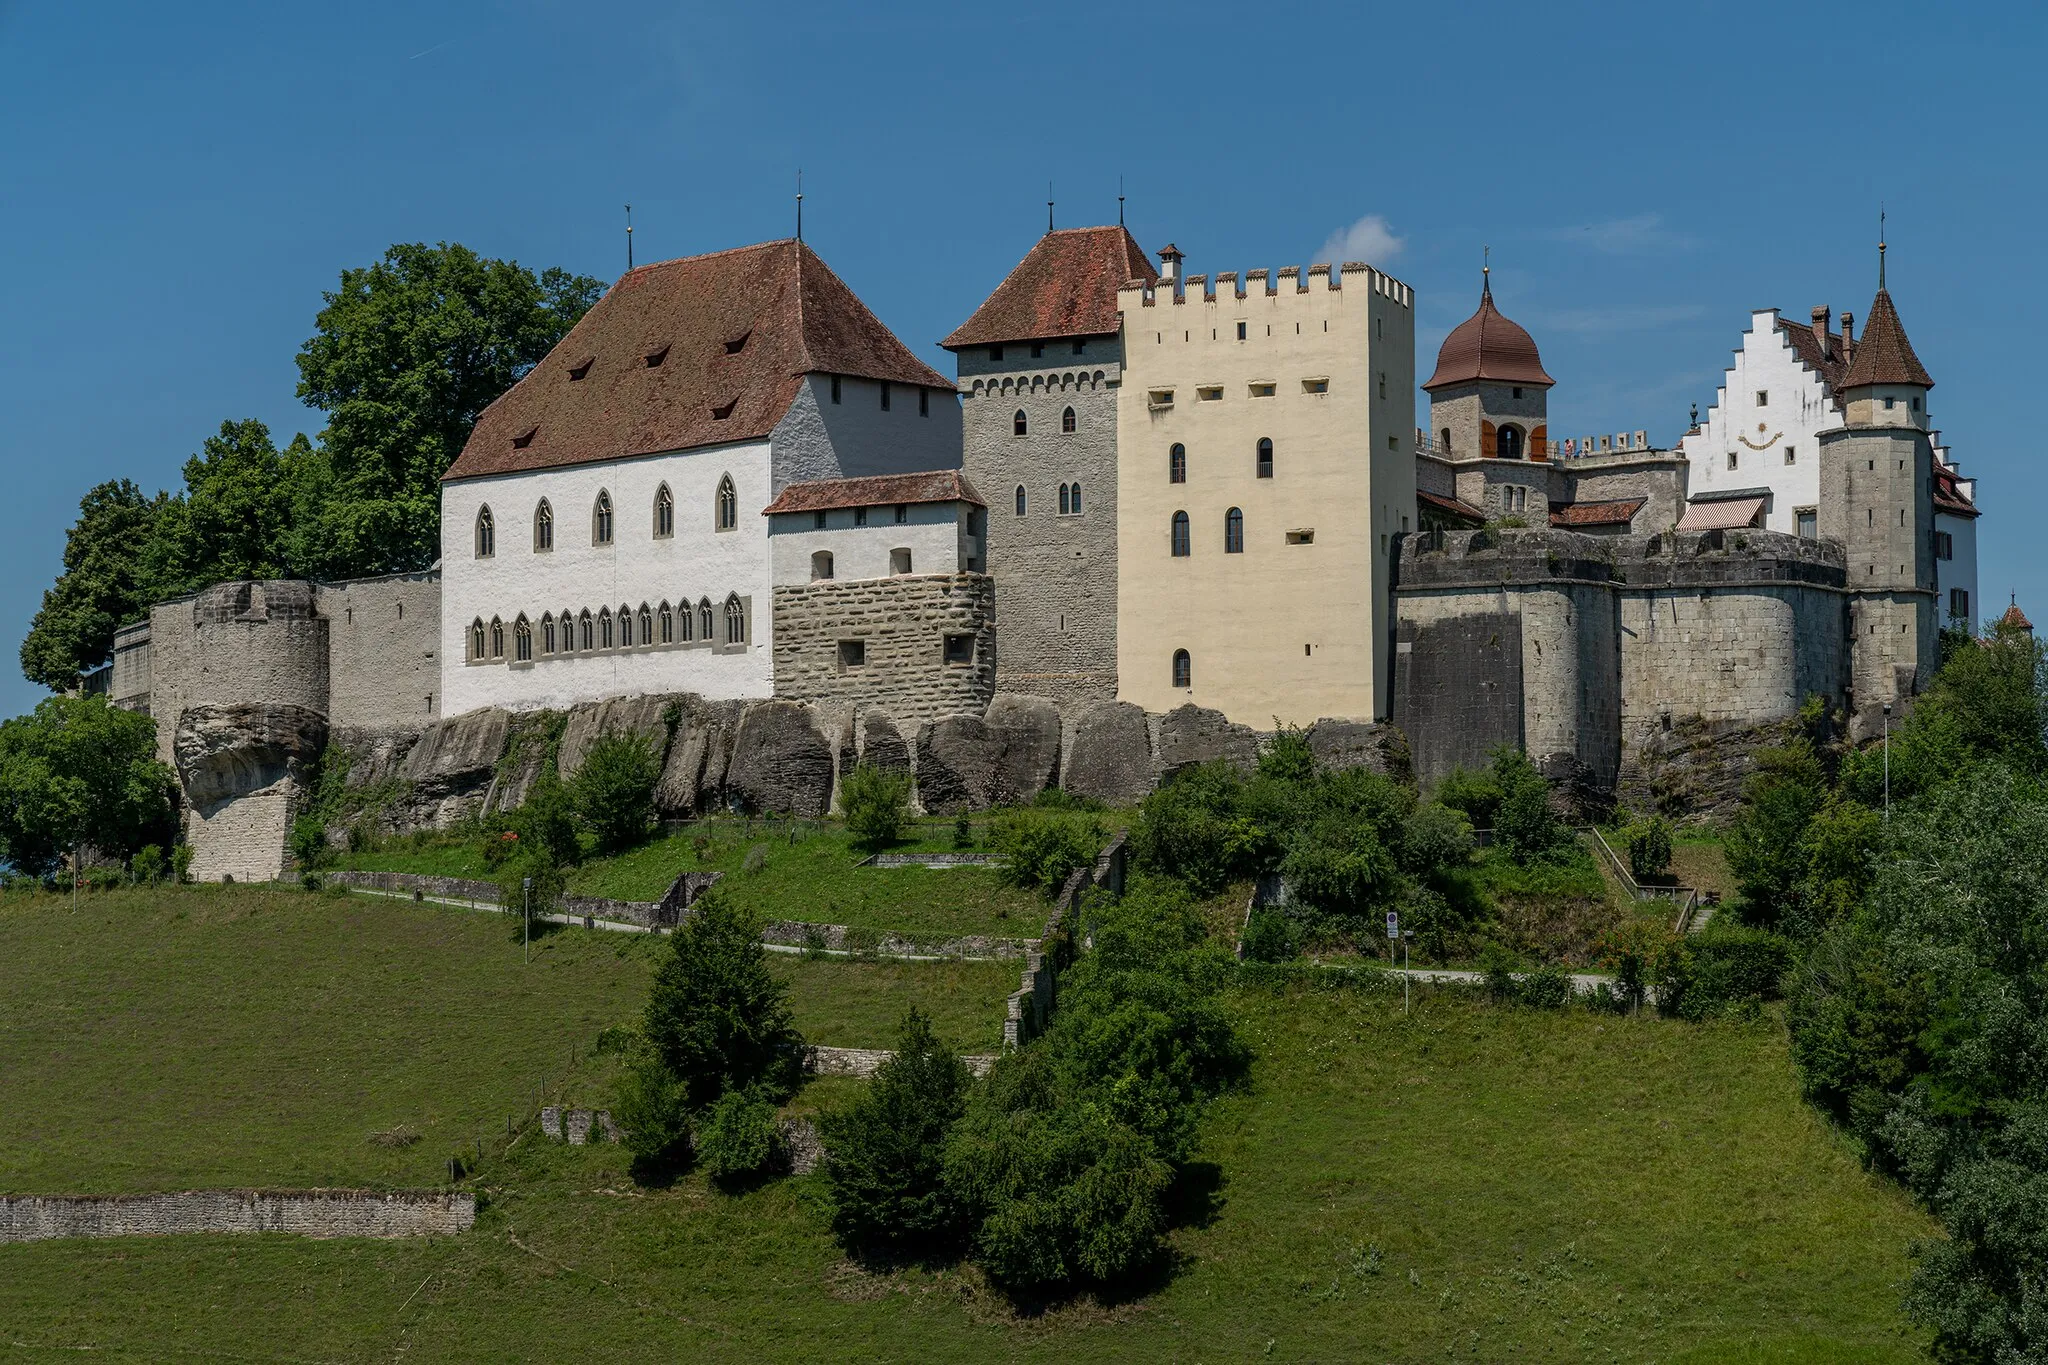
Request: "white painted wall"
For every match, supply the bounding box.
[1679,309,1837,534]
[1937,507,1980,628]
[768,501,974,586]
[770,375,964,492]
[440,440,775,715]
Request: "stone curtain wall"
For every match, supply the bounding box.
[770,573,995,723]
[1004,833,1128,1048]
[0,1190,474,1243]
[318,572,442,731]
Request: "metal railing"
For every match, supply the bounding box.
[1584,826,1703,934]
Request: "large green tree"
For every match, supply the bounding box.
[19,481,167,691]
[294,242,604,577]
[0,695,177,875]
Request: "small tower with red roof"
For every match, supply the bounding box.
[1421,264,1556,466]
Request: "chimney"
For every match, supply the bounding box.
[1840,311,1854,352]
[1811,305,1831,352]
[1157,243,1183,283]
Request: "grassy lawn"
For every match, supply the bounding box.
[0,885,1013,1195]
[0,942,1933,1360]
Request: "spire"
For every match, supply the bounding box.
[1481,245,1491,302]
[1840,267,1934,390]
[1878,206,1887,290]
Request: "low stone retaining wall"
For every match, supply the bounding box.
[329,869,722,929]
[859,852,1002,868]
[760,920,1031,960]
[1004,833,1127,1047]
[540,1107,619,1145]
[805,1045,995,1078]
[0,1189,474,1243]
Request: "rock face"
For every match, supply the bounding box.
[174,703,328,810]
[1305,719,1412,783]
[984,694,1062,803]
[1061,701,1157,805]
[557,694,679,783]
[398,708,511,828]
[657,697,746,817]
[1618,714,1800,824]
[855,709,911,774]
[914,715,1001,814]
[1154,704,1259,779]
[725,701,834,816]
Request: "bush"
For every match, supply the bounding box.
[1434,765,1504,829]
[613,1058,692,1175]
[991,807,1104,895]
[1661,924,1792,1022]
[1478,941,1521,1003]
[1600,919,1677,1013]
[170,844,193,884]
[131,844,165,886]
[697,1089,783,1186]
[952,814,974,850]
[1132,761,1270,895]
[821,1009,971,1258]
[510,771,581,867]
[840,764,911,850]
[1238,908,1299,963]
[496,846,566,919]
[288,815,331,872]
[1491,749,1568,861]
[642,888,802,1109]
[1517,962,1574,1010]
[1258,724,1316,784]
[573,729,662,854]
[1399,801,1474,883]
[1622,811,1673,883]
[1280,814,1397,922]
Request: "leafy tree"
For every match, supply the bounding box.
[821,1008,971,1258]
[1622,810,1673,883]
[839,764,910,849]
[1257,723,1316,783]
[140,420,303,595]
[613,1056,692,1175]
[572,730,662,854]
[1433,764,1504,829]
[19,480,167,691]
[697,1089,783,1186]
[0,696,177,875]
[1400,800,1475,883]
[1281,813,1397,921]
[1237,908,1299,962]
[991,807,1104,894]
[294,243,604,577]
[1725,741,1829,928]
[508,769,581,866]
[1490,748,1567,861]
[1132,761,1272,896]
[641,888,802,1109]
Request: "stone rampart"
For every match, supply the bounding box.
[0,1190,473,1243]
[771,573,996,722]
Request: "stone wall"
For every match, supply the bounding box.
[770,573,995,722]
[0,1190,474,1243]
[317,572,442,731]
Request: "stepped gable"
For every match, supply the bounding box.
[447,239,951,482]
[1839,288,1933,390]
[942,226,1156,349]
[761,469,984,515]
[1423,274,1555,391]
[1777,309,1853,392]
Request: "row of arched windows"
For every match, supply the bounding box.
[1165,439,1275,483]
[465,594,749,664]
[474,477,738,558]
[1011,406,1082,437]
[967,369,1107,398]
[1169,508,1247,557]
[1011,482,1085,517]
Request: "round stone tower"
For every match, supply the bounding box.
[1423,267,1555,463]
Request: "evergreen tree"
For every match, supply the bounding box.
[821,1009,971,1258]
[641,889,802,1109]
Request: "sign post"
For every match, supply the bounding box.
[523,877,533,964]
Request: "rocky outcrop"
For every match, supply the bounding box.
[174,703,328,809]
[855,709,911,774]
[1305,719,1412,783]
[558,694,679,783]
[984,694,1062,803]
[1618,714,1802,824]
[398,708,511,828]
[1060,701,1156,805]
[725,701,834,816]
[657,697,746,816]
[914,715,1001,814]
[1154,704,1259,779]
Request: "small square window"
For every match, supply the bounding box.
[814,510,827,529]
[854,507,868,527]
[1785,445,1796,465]
[1071,339,1085,355]
[1198,386,1223,402]
[894,503,908,524]
[1149,389,1174,407]
[1236,322,1246,340]
[943,634,975,666]
[1512,386,1523,399]
[1755,390,1768,406]
[1249,382,1275,398]
[837,640,866,670]
[1728,452,1739,470]
[1884,396,1896,410]
[988,345,1003,361]
[1286,529,1315,545]
[1302,378,1328,394]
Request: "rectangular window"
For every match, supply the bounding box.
[1071,339,1085,355]
[1379,373,1388,399]
[988,346,1003,361]
[837,640,866,670]
[894,503,908,524]
[1512,386,1523,400]
[879,381,891,411]
[1884,396,1896,410]
[944,634,975,666]
[1756,390,1768,406]
[1236,321,1246,340]
[1286,529,1315,545]
[1149,389,1174,407]
[1785,445,1796,465]
[1727,452,1739,470]
[1302,378,1328,394]
[854,507,868,527]
[1936,530,1954,560]
[919,388,929,417]
[1198,386,1223,402]
[1249,382,1275,398]
[1797,509,1817,540]
[831,375,842,404]
[1952,588,1971,620]
[814,510,828,529]
[1031,342,1044,358]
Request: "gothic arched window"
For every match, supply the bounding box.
[514,615,532,662]
[598,607,613,650]
[699,597,714,641]
[618,604,634,648]
[1172,649,1192,689]
[1058,483,1071,516]
[489,617,505,659]
[1014,485,1027,517]
[593,490,614,545]
[1498,424,1525,460]
[1170,443,1186,484]
[1013,409,1028,437]
[638,603,652,644]
[654,484,674,539]
[469,618,485,660]
[1171,510,1191,557]
[678,598,694,641]
[1061,405,1076,434]
[1070,481,1082,515]
[578,610,593,651]
[716,475,737,531]
[659,601,673,644]
[540,613,556,654]
[475,506,495,558]
[1225,507,1244,554]
[724,593,746,645]
[534,499,553,552]
[1256,438,1274,478]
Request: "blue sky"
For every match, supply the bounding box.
[1,0,2041,720]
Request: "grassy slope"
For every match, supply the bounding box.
[0,928,1932,1361]
[0,886,1010,1194]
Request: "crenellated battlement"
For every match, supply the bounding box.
[1123,259,1413,309]
[1393,526,1846,593]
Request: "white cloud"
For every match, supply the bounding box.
[1316,213,1404,267]
[1549,213,1696,254]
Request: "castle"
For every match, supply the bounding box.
[91,228,1984,878]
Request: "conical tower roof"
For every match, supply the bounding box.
[1840,285,1933,389]
[1423,273,1555,391]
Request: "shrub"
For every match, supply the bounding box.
[288,815,331,871]
[642,888,802,1109]
[300,870,324,891]
[1434,765,1504,829]
[1662,924,1792,1022]
[613,1058,692,1175]
[1600,919,1677,1012]
[1238,908,1299,963]
[1280,814,1397,922]
[1258,724,1316,783]
[510,771,581,866]
[573,729,662,854]
[697,1088,783,1186]
[1622,811,1673,882]
[952,814,974,849]
[1478,941,1521,1003]
[1133,761,1270,896]
[1399,801,1474,883]
[991,807,1104,895]
[170,843,193,884]
[1517,962,1573,1010]
[821,1009,971,1258]
[497,846,565,919]
[131,844,165,886]
[1492,748,1568,860]
[840,764,911,850]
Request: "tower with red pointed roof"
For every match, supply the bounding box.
[1818,239,1940,735]
[1422,265,1555,468]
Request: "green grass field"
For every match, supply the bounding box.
[0,885,1011,1194]
[0,878,1933,1361]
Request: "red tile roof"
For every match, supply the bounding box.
[1777,313,1853,396]
[1423,277,1555,391]
[1934,456,1979,518]
[942,227,1157,349]
[762,469,984,516]
[446,240,951,482]
[1840,288,1933,390]
[1417,490,1486,525]
[1549,498,1645,528]
[2000,599,2033,633]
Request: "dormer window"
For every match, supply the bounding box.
[644,345,669,367]
[724,330,750,355]
[511,425,537,449]
[711,399,736,420]
[568,357,593,381]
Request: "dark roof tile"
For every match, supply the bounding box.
[943,227,1156,349]
[762,470,984,515]
[1840,288,1933,389]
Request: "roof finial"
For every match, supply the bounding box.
[1047,181,1054,234]
[624,203,633,270]
[1482,245,1491,302]
[795,169,803,242]
[1118,174,1125,227]
[1878,204,1886,290]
